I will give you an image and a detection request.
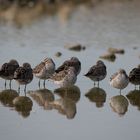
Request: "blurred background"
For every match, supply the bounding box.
[0,1,140,140]
[0,0,139,27]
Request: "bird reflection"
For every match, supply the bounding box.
[109,94,129,116]
[85,87,106,108]
[28,88,54,110]
[13,94,33,118]
[0,89,19,107]
[54,85,81,103]
[51,85,81,119]
[126,90,140,111]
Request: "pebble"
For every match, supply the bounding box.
[99,52,116,62]
[108,47,125,54]
[55,52,62,57]
[65,44,86,51]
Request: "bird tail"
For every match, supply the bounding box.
[0,71,2,76]
[84,73,89,77]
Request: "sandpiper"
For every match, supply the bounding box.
[55,57,81,76]
[129,65,140,89]
[33,58,55,88]
[84,60,107,87]
[110,69,129,94]
[50,66,77,87]
[0,59,19,88]
[14,63,33,93]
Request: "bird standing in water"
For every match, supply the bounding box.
[0,59,19,89]
[50,66,77,88]
[55,57,81,76]
[14,63,33,93]
[129,64,140,90]
[110,69,129,94]
[84,60,107,87]
[33,58,55,88]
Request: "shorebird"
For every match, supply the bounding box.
[14,63,33,93]
[50,66,77,87]
[84,60,107,87]
[129,65,140,89]
[55,57,81,76]
[33,58,55,88]
[110,69,129,94]
[0,59,19,88]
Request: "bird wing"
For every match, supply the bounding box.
[0,63,8,75]
[51,70,68,81]
[0,63,17,76]
[110,72,118,81]
[33,62,45,73]
[129,68,140,79]
[55,61,69,73]
[85,65,104,77]
[8,63,19,75]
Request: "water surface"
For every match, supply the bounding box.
[0,1,140,140]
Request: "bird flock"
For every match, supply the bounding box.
[0,57,140,93]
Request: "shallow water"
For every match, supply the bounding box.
[0,1,140,140]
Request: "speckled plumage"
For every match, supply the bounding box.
[55,57,81,76]
[33,58,55,88]
[14,63,33,92]
[33,58,55,79]
[51,67,77,87]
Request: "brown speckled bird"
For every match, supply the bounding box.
[14,63,33,93]
[55,57,81,76]
[33,58,55,88]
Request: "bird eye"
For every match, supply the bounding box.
[21,69,25,73]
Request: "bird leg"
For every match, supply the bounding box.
[94,82,96,87]
[38,80,41,89]
[18,85,20,94]
[119,89,121,95]
[9,80,12,89]
[43,80,46,89]
[135,85,136,90]
[97,81,99,87]
[4,80,6,89]
[24,85,27,94]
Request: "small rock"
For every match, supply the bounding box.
[65,44,86,51]
[108,47,125,54]
[133,46,138,50]
[82,46,86,50]
[99,52,116,62]
[55,52,62,57]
